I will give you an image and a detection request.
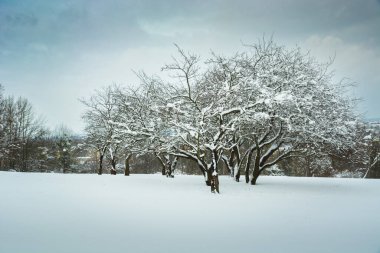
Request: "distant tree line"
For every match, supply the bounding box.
[0,85,89,172]
[0,85,46,171]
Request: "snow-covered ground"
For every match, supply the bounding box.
[0,172,379,253]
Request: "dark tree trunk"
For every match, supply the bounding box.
[235,170,240,182]
[124,154,132,176]
[251,161,260,185]
[251,172,259,185]
[205,171,212,186]
[110,158,117,175]
[21,144,28,172]
[206,170,212,188]
[305,157,311,177]
[211,174,220,193]
[162,167,166,176]
[201,162,211,186]
[228,150,235,177]
[245,147,255,183]
[166,156,177,178]
[155,153,166,176]
[209,149,220,193]
[251,138,261,185]
[166,160,172,177]
[98,154,104,175]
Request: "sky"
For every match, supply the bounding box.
[0,0,379,133]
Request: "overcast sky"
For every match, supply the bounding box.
[1,0,379,133]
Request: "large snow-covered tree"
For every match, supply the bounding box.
[81,39,359,193]
[132,40,358,191]
[211,39,359,185]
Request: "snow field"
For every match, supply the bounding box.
[0,172,379,253]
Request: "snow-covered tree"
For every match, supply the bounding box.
[81,39,359,193]
[132,40,358,190]
[81,85,122,175]
[363,123,380,178]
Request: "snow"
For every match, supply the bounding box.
[254,112,270,120]
[0,172,379,253]
[274,91,293,103]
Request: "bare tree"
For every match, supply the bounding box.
[0,93,46,171]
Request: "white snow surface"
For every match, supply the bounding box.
[0,172,379,253]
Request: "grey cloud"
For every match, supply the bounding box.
[0,0,379,132]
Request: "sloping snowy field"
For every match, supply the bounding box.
[0,172,379,253]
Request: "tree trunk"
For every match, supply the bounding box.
[245,147,255,183]
[251,139,261,185]
[228,150,235,178]
[209,149,220,193]
[235,167,240,182]
[205,170,212,186]
[211,174,220,193]
[165,159,172,177]
[233,146,241,182]
[98,154,104,175]
[124,154,132,176]
[251,173,259,185]
[166,156,178,178]
[155,153,166,176]
[21,144,28,172]
[305,157,311,177]
[206,170,213,188]
[110,159,117,175]
[162,166,166,175]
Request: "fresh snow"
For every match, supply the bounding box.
[0,172,379,253]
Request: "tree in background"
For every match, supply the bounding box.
[81,85,122,175]
[54,125,75,173]
[364,122,380,178]
[0,85,47,171]
[0,84,6,164]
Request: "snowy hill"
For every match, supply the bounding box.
[0,172,379,253]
